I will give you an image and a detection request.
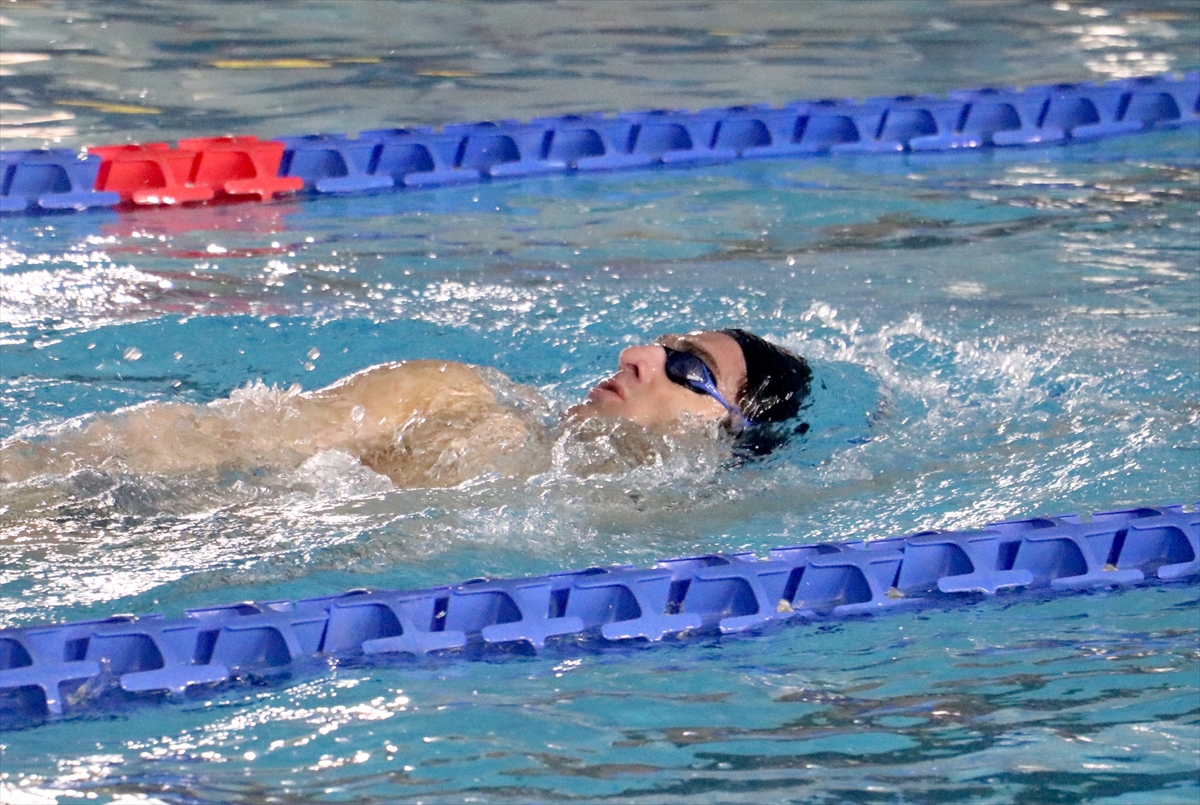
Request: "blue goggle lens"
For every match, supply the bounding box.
[662,346,753,427]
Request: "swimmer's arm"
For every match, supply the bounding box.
[0,438,55,483]
[1,361,524,485]
[1,402,267,480]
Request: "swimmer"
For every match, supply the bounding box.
[0,329,810,488]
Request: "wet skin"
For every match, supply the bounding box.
[569,331,748,427]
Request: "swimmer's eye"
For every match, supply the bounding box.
[661,346,753,427]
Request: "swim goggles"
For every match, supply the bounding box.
[662,346,754,428]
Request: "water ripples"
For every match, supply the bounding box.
[1,4,1197,800]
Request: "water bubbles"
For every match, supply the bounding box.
[123,346,142,361]
[293,450,393,498]
[307,347,321,368]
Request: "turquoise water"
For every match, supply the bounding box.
[2,2,1199,803]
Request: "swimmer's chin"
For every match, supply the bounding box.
[563,400,724,437]
[564,399,602,422]
[564,393,631,424]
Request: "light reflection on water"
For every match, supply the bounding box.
[1,1,1199,803]
[2,137,1198,798]
[3,0,1194,150]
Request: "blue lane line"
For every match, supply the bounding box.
[1,73,1197,213]
[1,503,1195,720]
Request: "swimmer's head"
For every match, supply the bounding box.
[721,328,813,458]
[720,328,812,424]
[571,329,811,442]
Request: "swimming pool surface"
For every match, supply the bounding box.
[1,2,1198,803]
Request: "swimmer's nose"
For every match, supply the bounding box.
[617,344,666,384]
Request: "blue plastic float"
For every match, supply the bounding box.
[1,503,1195,720]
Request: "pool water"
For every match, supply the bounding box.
[1,2,1198,803]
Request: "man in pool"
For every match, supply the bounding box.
[0,329,810,488]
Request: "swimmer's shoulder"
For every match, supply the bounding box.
[318,359,486,388]
[312,360,496,410]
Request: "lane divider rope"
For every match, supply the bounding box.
[1,73,1197,214]
[1,503,1196,720]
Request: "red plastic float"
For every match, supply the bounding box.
[89,136,300,205]
[177,136,303,200]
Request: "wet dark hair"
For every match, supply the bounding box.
[722,328,812,457]
[722,329,811,423]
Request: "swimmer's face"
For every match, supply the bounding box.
[572,331,747,427]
